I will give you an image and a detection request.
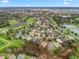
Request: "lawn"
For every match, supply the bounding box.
[25,55,30,59]
[0,37,10,51]
[8,19,18,25]
[26,17,35,25]
[69,55,79,59]
[0,27,9,34]
[75,18,79,22]
[10,40,25,48]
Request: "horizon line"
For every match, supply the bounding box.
[0,6,79,8]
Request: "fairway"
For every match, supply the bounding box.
[0,37,10,50]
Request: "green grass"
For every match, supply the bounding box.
[8,19,18,25]
[0,37,10,51]
[25,55,30,59]
[0,27,9,34]
[51,48,59,54]
[76,48,79,53]
[12,24,30,32]
[76,24,79,27]
[26,17,35,25]
[10,40,25,48]
[69,55,79,59]
[50,18,57,25]
[75,18,79,22]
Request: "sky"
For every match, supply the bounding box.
[0,0,79,7]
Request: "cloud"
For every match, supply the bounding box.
[1,0,9,3]
[64,0,67,1]
[25,5,31,7]
[64,0,72,2]
[64,1,69,5]
[69,0,72,1]
[63,0,72,5]
[64,0,72,1]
